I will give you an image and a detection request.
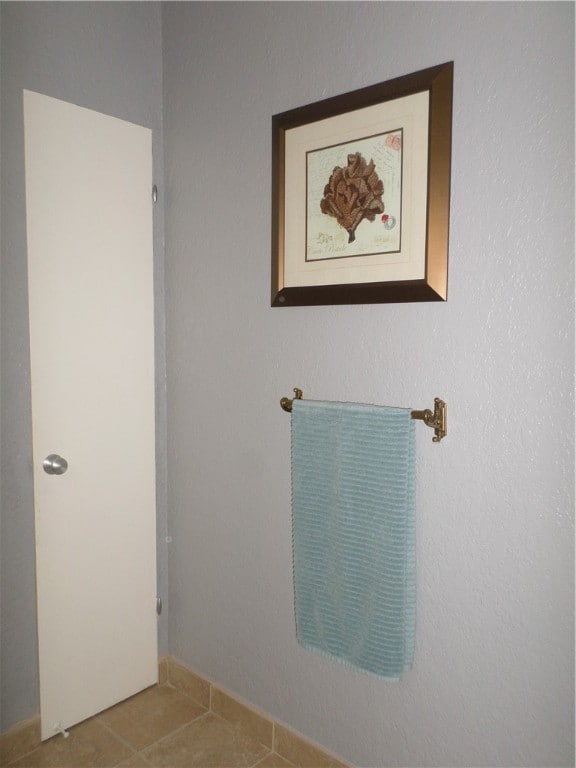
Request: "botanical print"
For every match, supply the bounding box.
[306,130,402,261]
[320,153,384,244]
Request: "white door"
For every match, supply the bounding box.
[24,90,158,740]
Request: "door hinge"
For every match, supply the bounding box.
[152,185,158,204]
[156,596,162,615]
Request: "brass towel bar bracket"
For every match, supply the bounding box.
[410,398,447,442]
[280,388,304,412]
[280,389,447,443]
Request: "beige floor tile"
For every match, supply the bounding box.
[167,660,210,709]
[274,724,348,768]
[142,712,270,767]
[8,718,132,768]
[211,687,273,749]
[0,717,41,766]
[254,752,295,767]
[97,685,206,751]
[114,753,151,768]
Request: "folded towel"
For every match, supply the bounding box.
[291,399,416,679]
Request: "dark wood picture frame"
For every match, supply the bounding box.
[271,62,453,307]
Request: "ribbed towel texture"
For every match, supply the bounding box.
[291,399,416,679]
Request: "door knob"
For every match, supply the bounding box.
[43,454,68,475]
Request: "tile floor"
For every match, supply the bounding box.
[4,683,339,768]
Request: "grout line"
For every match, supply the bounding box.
[5,746,40,768]
[6,719,138,768]
[129,750,155,767]
[160,678,207,711]
[137,710,214,756]
[95,717,142,761]
[96,689,209,761]
[167,659,344,765]
[249,750,296,768]
[248,748,275,768]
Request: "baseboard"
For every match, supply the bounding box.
[0,716,41,766]
[0,656,351,767]
[164,655,351,767]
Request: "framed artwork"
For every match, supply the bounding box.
[271,62,453,306]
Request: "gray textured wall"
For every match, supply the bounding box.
[0,2,167,731]
[162,3,574,766]
[1,3,573,765]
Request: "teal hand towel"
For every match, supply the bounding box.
[291,399,416,679]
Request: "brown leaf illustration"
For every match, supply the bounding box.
[320,152,384,243]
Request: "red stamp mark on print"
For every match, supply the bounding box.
[384,134,402,151]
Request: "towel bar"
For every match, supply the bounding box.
[280,389,447,442]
